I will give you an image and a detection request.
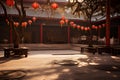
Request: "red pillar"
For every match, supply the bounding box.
[106,0,110,46]
[40,24,43,43]
[67,26,70,43]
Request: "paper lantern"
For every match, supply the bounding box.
[51,2,58,10]
[6,19,9,24]
[84,27,88,31]
[28,20,32,25]
[81,26,84,30]
[32,17,37,22]
[102,24,105,27]
[70,21,74,26]
[14,22,19,27]
[77,25,80,29]
[92,25,96,29]
[60,20,65,27]
[72,24,76,28]
[65,19,68,24]
[87,27,90,30]
[98,25,102,28]
[32,2,40,9]
[95,26,98,29]
[22,22,27,27]
[6,0,15,7]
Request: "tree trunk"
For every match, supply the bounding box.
[88,19,93,47]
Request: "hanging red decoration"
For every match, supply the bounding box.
[32,17,37,22]
[60,20,65,27]
[72,24,76,28]
[95,26,98,29]
[6,19,8,22]
[87,27,90,30]
[77,25,80,29]
[65,19,68,24]
[92,25,96,29]
[14,22,19,27]
[51,2,58,10]
[70,21,74,26]
[102,24,105,27]
[98,25,102,29]
[22,22,27,27]
[32,2,40,9]
[84,27,88,31]
[28,20,32,25]
[6,19,9,24]
[6,0,15,7]
[81,26,84,30]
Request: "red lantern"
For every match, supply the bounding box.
[28,20,32,25]
[95,26,98,29]
[32,17,37,22]
[92,25,96,29]
[6,0,15,7]
[51,2,58,10]
[87,27,90,30]
[14,22,19,27]
[6,19,9,24]
[102,24,105,27]
[65,19,68,24]
[81,26,84,30]
[77,25,80,29]
[72,24,76,28]
[70,21,74,26]
[85,27,88,31]
[60,20,65,27]
[22,22,27,27]
[98,25,102,29]
[32,2,40,9]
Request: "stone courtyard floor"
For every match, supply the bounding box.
[0,50,120,80]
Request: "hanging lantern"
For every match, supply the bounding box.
[32,17,37,22]
[6,19,8,22]
[81,26,84,30]
[72,24,76,28]
[51,2,58,10]
[77,25,80,29]
[22,22,27,28]
[98,25,102,29]
[70,21,74,26]
[6,0,15,7]
[95,26,98,30]
[84,27,88,31]
[60,20,65,27]
[28,20,32,25]
[65,19,68,24]
[14,22,19,27]
[6,19,9,24]
[102,24,105,27]
[32,2,40,10]
[92,25,96,29]
[87,27,90,30]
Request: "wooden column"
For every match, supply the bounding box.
[106,0,110,46]
[40,24,43,43]
[67,26,70,43]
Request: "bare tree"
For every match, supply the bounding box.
[66,0,120,46]
[0,0,26,48]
